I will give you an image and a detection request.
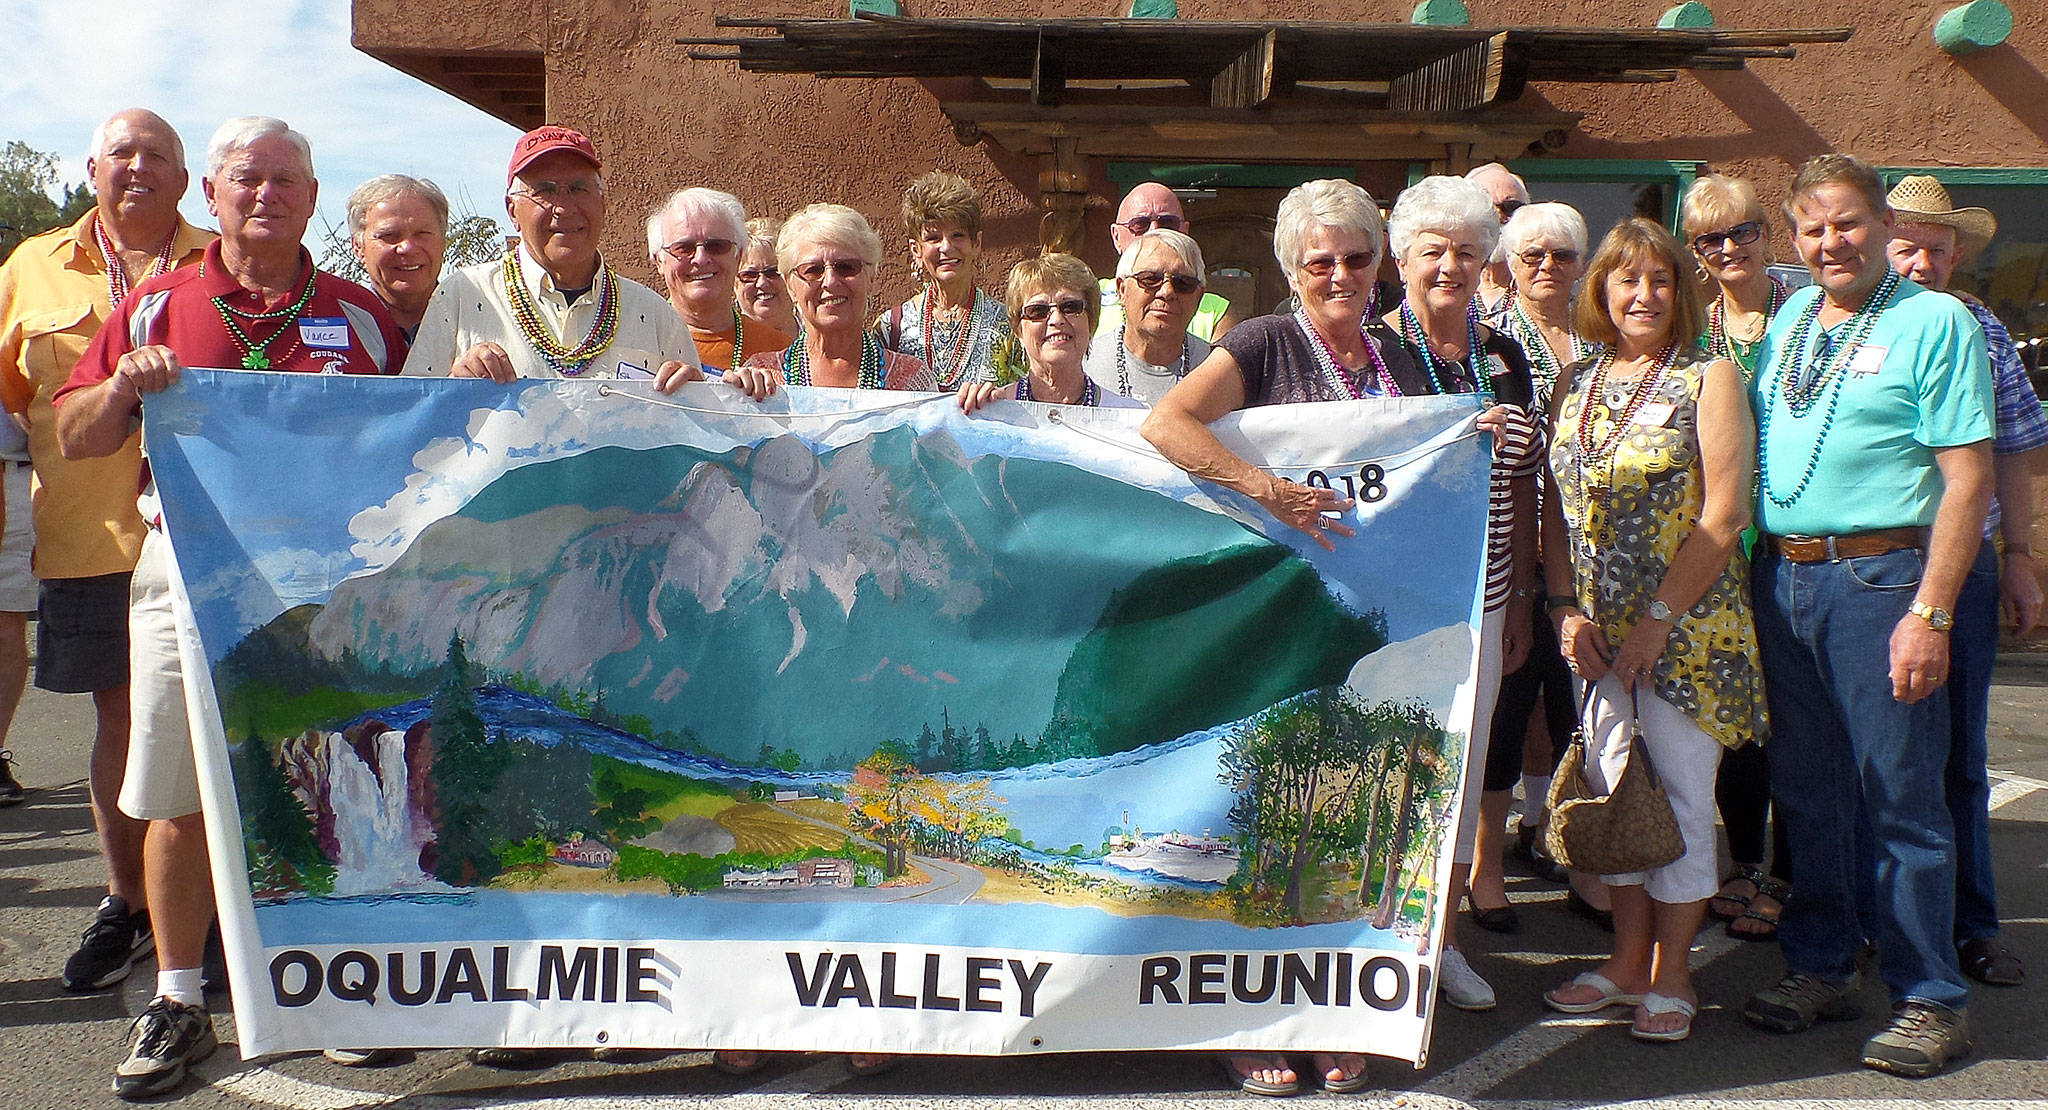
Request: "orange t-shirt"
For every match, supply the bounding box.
[690,314,791,375]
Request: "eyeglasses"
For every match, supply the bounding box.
[660,238,735,262]
[1516,247,1580,268]
[1019,297,1089,323]
[1691,220,1764,255]
[738,266,780,284]
[509,180,601,206]
[1496,198,1526,221]
[1299,251,1376,277]
[1128,270,1203,295]
[1116,213,1185,235]
[791,258,866,282]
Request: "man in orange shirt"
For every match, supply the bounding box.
[0,107,212,993]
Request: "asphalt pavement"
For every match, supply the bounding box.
[4,655,2045,1109]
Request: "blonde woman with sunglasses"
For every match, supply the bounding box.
[728,204,937,400]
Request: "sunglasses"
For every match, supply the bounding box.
[1516,247,1581,267]
[1496,198,1526,221]
[660,237,736,263]
[1019,297,1089,323]
[737,266,780,284]
[1692,220,1763,255]
[1299,251,1376,277]
[1117,213,1186,235]
[1128,270,1203,295]
[791,258,866,282]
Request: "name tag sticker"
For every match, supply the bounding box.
[1848,344,1887,375]
[298,318,349,349]
[614,359,654,380]
[1633,402,1676,427]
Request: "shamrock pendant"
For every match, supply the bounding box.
[242,351,270,370]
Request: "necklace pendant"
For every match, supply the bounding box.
[242,351,270,370]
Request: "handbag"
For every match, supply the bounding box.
[1543,688,1685,874]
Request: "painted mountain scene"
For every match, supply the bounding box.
[150,374,1490,945]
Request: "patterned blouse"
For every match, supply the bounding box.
[883,288,1011,389]
[1550,349,1768,750]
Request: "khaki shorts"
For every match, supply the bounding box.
[0,462,34,612]
[117,528,201,821]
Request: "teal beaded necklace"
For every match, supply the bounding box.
[784,330,885,389]
[1757,269,1902,508]
[1399,300,1493,395]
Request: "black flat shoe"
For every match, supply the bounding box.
[1466,895,1520,933]
[1566,888,1615,932]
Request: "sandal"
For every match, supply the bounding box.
[1728,877,1789,941]
[1630,992,1696,1043]
[1566,888,1615,932]
[1544,971,1643,1014]
[1709,864,1766,923]
[1221,1054,1299,1097]
[1958,937,2024,986]
[1313,1052,1369,1094]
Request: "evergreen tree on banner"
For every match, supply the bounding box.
[428,633,506,885]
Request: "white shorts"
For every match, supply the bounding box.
[0,462,36,613]
[1454,606,1507,865]
[1577,674,1725,904]
[117,528,201,821]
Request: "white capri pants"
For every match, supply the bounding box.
[118,527,202,821]
[1577,673,1724,904]
[1453,606,1507,865]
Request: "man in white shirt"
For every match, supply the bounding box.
[404,126,698,388]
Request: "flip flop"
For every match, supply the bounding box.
[1631,992,1696,1042]
[1220,1054,1299,1097]
[1313,1053,1370,1094]
[1544,971,1644,1014]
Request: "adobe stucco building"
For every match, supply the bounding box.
[351,1,2048,353]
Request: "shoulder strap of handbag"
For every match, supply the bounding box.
[1625,686,1668,789]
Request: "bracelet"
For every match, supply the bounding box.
[1544,595,1580,612]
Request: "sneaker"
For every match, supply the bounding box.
[62,895,154,992]
[324,1048,396,1067]
[113,996,217,1100]
[1863,1000,1971,1078]
[1438,948,1497,1011]
[1743,970,1863,1033]
[0,749,23,806]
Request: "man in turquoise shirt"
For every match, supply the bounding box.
[1740,154,1991,1079]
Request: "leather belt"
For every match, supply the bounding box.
[1766,527,1924,563]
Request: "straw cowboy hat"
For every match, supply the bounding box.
[1886,175,1997,259]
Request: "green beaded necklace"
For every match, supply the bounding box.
[1757,269,1901,508]
[211,265,319,370]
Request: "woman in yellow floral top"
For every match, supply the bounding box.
[1537,218,1765,1044]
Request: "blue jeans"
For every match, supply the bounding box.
[1753,549,1968,1009]
[1947,543,2002,943]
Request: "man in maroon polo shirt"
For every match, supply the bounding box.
[55,115,404,1101]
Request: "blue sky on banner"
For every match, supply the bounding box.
[2,1,516,244]
[144,376,1492,658]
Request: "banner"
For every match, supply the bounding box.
[146,371,1492,1064]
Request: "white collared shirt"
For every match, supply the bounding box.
[403,242,696,378]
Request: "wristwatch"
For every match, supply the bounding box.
[1647,600,1675,624]
[1909,600,1955,631]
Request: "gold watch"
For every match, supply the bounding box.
[1909,601,1954,631]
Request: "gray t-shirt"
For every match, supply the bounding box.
[1083,324,1212,405]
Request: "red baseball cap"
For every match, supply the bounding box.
[507,126,601,184]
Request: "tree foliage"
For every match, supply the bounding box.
[427,634,508,886]
[0,141,92,262]
[233,733,336,898]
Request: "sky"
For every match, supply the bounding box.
[1,0,518,245]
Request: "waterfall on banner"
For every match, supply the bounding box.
[326,729,437,895]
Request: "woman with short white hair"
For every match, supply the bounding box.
[1495,202,1589,405]
[737,216,798,338]
[1383,174,1543,1019]
[727,204,935,399]
[647,187,789,374]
